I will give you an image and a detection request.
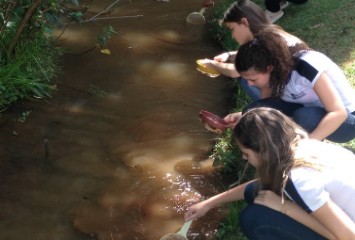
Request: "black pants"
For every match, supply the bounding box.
[265,0,308,12]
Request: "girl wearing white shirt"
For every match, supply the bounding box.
[185,107,355,239]
[224,29,355,143]
[199,0,306,101]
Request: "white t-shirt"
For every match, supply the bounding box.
[287,140,355,222]
[281,51,355,113]
[278,30,303,47]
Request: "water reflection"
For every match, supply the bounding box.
[0,0,233,239]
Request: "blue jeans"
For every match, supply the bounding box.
[243,98,355,143]
[239,78,260,101]
[292,107,355,143]
[240,183,327,240]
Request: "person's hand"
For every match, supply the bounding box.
[201,0,214,8]
[223,112,242,128]
[213,52,230,63]
[198,58,214,66]
[254,190,283,212]
[197,58,218,71]
[184,200,211,221]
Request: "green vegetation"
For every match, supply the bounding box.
[216,202,247,240]
[0,1,117,115]
[0,0,84,111]
[89,84,107,97]
[0,31,59,108]
[207,0,355,239]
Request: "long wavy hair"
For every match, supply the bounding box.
[233,107,308,195]
[222,0,274,35]
[235,29,309,97]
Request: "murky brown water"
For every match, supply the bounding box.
[0,1,235,239]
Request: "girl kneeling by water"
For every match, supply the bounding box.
[223,29,355,143]
[185,107,355,239]
[200,0,306,101]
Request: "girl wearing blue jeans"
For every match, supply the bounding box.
[185,108,355,239]
[224,29,355,143]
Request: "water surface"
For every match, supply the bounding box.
[0,1,235,239]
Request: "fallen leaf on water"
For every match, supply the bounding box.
[100,49,111,55]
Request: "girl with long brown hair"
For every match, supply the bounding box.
[185,107,355,239]
[199,0,305,100]
[224,29,355,143]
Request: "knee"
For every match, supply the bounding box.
[239,204,264,236]
[292,107,325,132]
[239,205,255,235]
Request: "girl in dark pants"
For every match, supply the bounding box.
[185,108,355,239]
[224,29,355,143]
[196,0,307,101]
[241,182,326,240]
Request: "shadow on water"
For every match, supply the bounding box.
[0,1,236,239]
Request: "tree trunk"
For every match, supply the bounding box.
[6,0,43,58]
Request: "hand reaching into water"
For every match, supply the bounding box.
[184,200,211,221]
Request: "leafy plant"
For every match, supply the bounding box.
[97,25,117,48]
[210,129,241,174]
[216,202,248,240]
[0,0,86,109]
[16,111,32,123]
[88,84,107,97]
[0,30,59,109]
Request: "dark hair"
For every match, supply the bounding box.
[235,29,309,97]
[234,107,307,194]
[222,0,273,35]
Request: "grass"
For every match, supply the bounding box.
[207,0,355,239]
[0,31,59,111]
[278,0,355,85]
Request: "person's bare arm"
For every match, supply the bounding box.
[214,51,237,62]
[255,190,336,239]
[211,61,240,78]
[312,200,355,240]
[309,72,347,140]
[200,51,240,78]
[185,179,256,221]
[203,59,240,78]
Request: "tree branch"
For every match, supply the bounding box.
[89,0,120,21]
[6,0,43,58]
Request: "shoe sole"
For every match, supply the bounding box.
[265,10,284,23]
[280,1,289,9]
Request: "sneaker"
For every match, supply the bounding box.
[265,10,284,23]
[280,0,289,9]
